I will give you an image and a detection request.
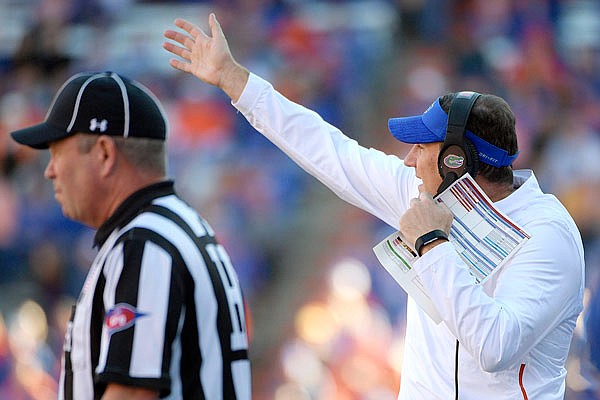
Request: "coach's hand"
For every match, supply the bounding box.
[399,192,453,255]
[163,14,249,102]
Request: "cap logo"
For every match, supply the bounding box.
[89,118,108,132]
[444,154,464,169]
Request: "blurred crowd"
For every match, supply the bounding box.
[0,0,599,399]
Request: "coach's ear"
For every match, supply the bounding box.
[95,135,119,178]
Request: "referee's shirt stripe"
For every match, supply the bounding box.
[105,238,143,376]
[132,240,171,377]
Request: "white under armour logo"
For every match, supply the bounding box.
[89,118,108,132]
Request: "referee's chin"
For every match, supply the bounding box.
[58,203,82,226]
[62,208,101,229]
[60,206,74,222]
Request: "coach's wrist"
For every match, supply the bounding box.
[419,237,449,256]
[219,62,249,103]
[415,229,449,256]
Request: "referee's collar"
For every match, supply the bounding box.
[94,180,175,247]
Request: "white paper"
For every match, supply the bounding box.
[373,173,530,323]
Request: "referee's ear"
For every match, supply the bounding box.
[95,135,119,178]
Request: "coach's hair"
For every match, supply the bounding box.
[439,93,518,185]
[77,134,167,174]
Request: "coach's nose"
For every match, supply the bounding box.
[403,144,419,168]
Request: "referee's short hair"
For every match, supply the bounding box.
[77,134,167,175]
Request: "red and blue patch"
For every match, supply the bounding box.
[105,303,147,335]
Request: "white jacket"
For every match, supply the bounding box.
[233,73,585,399]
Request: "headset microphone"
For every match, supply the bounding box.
[436,91,481,196]
[437,171,460,197]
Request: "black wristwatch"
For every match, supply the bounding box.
[414,229,449,256]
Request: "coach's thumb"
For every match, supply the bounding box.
[209,13,220,36]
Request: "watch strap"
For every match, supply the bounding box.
[415,229,449,256]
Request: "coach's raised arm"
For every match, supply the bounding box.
[163,13,585,400]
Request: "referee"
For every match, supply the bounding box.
[10,71,251,400]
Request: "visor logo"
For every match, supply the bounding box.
[444,154,464,169]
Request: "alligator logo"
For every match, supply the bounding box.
[444,154,464,168]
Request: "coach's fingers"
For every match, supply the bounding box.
[164,30,196,50]
[163,41,191,61]
[419,191,434,202]
[174,18,208,39]
[168,58,191,73]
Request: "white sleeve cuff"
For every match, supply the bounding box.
[232,72,271,114]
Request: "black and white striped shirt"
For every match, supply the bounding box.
[58,181,251,400]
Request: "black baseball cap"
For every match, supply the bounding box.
[11,71,168,149]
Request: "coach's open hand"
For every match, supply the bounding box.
[163,14,249,102]
[399,192,453,255]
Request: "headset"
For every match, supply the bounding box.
[436,91,481,196]
[436,91,482,399]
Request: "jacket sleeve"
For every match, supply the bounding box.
[233,73,420,229]
[414,218,584,372]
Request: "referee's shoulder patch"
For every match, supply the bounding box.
[105,303,147,335]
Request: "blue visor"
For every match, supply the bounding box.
[388,99,518,168]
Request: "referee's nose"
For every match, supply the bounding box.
[44,155,56,180]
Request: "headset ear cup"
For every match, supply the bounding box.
[437,91,481,194]
[438,144,468,179]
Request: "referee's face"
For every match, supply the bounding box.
[44,134,102,227]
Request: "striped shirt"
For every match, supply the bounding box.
[58,181,251,400]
